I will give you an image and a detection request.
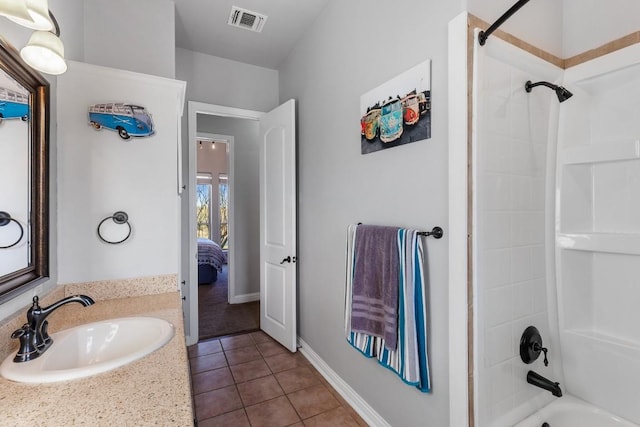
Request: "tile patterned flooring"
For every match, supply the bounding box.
[188,331,368,426]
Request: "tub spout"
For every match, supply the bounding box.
[527,370,562,397]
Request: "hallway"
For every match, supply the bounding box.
[198,265,260,340]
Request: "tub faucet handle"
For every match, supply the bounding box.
[533,342,549,366]
[520,326,551,366]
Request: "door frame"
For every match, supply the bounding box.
[185,101,263,345]
[196,133,234,302]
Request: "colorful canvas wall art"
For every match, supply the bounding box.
[360,60,431,154]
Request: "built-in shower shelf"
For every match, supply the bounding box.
[563,329,640,357]
[562,140,640,164]
[557,232,640,255]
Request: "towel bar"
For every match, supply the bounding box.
[356,223,444,239]
[417,227,444,239]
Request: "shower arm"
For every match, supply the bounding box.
[525,81,556,92]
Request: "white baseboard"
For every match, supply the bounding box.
[298,337,390,427]
[230,292,259,304]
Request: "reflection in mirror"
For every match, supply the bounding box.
[0,38,49,302]
[0,69,30,275]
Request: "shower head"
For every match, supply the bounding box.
[525,80,573,103]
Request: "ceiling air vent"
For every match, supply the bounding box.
[228,6,268,33]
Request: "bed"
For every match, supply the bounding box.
[197,238,226,284]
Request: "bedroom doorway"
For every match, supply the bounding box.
[184,101,297,348]
[195,134,259,340]
[184,102,262,345]
[196,134,232,301]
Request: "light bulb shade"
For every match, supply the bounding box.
[0,0,34,23]
[20,30,67,75]
[7,0,53,31]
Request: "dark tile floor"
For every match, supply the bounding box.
[188,331,368,426]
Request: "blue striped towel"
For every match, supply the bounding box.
[344,224,431,392]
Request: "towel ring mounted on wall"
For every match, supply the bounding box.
[97,211,132,244]
[0,211,25,249]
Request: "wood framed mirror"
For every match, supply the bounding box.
[0,37,49,302]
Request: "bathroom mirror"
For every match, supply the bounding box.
[0,38,49,301]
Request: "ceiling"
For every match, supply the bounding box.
[174,0,331,70]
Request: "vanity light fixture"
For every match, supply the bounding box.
[7,0,53,31]
[19,10,66,75]
[0,0,66,75]
[0,0,34,24]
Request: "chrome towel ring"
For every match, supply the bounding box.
[0,211,25,249]
[97,211,132,244]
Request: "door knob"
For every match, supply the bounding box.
[280,256,291,264]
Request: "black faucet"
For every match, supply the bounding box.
[527,370,562,397]
[11,295,95,362]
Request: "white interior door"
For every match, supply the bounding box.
[259,99,297,352]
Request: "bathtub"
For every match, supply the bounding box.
[514,396,639,427]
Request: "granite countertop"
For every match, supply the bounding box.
[0,292,193,426]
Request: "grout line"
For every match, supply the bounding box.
[190,333,361,425]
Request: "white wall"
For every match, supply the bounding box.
[176,48,279,113]
[83,0,175,79]
[51,0,85,62]
[197,115,260,297]
[57,61,184,284]
[279,1,464,425]
[563,0,640,58]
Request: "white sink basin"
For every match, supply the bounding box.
[0,317,174,384]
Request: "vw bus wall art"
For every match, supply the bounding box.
[360,59,431,154]
[0,87,29,123]
[88,103,155,140]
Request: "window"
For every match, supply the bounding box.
[219,174,229,250]
[196,174,212,239]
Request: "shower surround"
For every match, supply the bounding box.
[473,33,562,427]
[555,43,640,424]
[472,30,640,427]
